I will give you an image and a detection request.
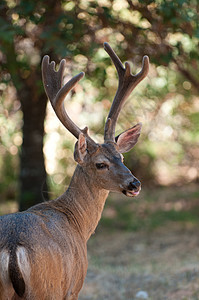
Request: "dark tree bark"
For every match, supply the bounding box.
[0,0,64,211]
[19,85,49,211]
[0,2,48,210]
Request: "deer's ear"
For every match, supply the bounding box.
[74,133,87,164]
[115,123,142,154]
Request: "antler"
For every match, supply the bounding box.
[104,43,149,142]
[42,55,85,139]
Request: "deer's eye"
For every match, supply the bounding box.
[96,163,108,170]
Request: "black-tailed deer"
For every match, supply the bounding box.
[0,43,149,299]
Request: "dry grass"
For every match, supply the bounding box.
[80,224,199,300]
[0,200,18,215]
[80,185,199,300]
[1,186,199,299]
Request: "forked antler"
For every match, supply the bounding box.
[42,44,149,146]
[104,43,149,142]
[42,56,84,139]
[42,55,98,150]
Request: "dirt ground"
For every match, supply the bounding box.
[79,186,199,300]
[1,187,199,300]
[79,225,199,300]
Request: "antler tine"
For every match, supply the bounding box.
[42,55,84,139]
[103,43,149,142]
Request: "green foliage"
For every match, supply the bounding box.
[0,0,199,202]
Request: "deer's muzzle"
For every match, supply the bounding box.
[122,178,141,197]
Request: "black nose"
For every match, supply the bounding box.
[128,178,141,191]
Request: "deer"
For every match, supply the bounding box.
[0,43,149,300]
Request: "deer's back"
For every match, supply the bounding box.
[0,209,87,299]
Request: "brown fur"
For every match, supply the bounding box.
[0,44,149,299]
[0,142,140,300]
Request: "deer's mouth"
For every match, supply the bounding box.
[122,188,140,197]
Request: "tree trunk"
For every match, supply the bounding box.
[19,86,49,211]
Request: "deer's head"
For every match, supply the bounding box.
[42,43,149,197]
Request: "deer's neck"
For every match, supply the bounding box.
[56,165,109,241]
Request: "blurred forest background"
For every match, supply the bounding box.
[0,0,199,219]
[1,1,199,298]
